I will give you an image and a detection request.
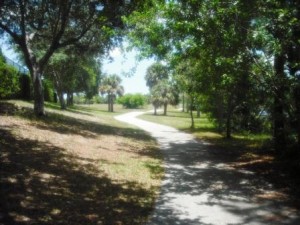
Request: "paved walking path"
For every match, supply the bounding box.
[115,112,300,225]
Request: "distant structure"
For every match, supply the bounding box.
[4,56,28,74]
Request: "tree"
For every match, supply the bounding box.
[145,62,178,115]
[150,80,177,116]
[252,0,300,152]
[0,0,134,115]
[145,62,169,89]
[99,74,124,112]
[127,0,261,138]
[126,0,300,151]
[173,58,203,129]
[45,50,100,109]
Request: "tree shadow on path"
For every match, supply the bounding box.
[147,138,300,225]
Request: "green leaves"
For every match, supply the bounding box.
[0,60,20,99]
[117,93,146,109]
[99,74,124,97]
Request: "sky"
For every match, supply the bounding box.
[1,40,154,95]
[102,48,154,95]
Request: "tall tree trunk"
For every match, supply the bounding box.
[154,105,157,115]
[226,113,232,139]
[182,93,185,112]
[58,91,66,110]
[67,92,73,106]
[196,105,201,118]
[53,92,58,103]
[273,53,286,153]
[163,103,167,116]
[294,85,300,149]
[108,95,111,112]
[53,72,65,110]
[226,95,234,139]
[190,97,194,129]
[32,67,45,116]
[288,37,300,150]
[111,96,114,112]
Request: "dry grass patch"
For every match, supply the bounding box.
[0,101,163,225]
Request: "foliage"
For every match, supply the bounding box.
[117,93,146,109]
[99,74,124,112]
[45,50,101,109]
[43,79,55,102]
[0,0,139,115]
[145,62,178,115]
[145,62,169,88]
[150,80,178,115]
[125,0,300,151]
[0,52,20,99]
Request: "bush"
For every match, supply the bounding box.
[93,95,105,104]
[0,61,20,99]
[43,79,55,102]
[117,93,146,109]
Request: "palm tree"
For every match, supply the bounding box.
[99,74,124,112]
[151,80,178,116]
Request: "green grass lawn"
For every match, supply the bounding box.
[139,108,272,155]
[0,100,163,225]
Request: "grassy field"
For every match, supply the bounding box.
[139,108,271,152]
[0,100,163,225]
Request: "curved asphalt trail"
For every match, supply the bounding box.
[115,112,300,225]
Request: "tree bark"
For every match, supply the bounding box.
[58,91,66,110]
[32,67,45,116]
[182,93,185,112]
[67,92,73,106]
[196,105,201,118]
[111,96,114,112]
[163,103,167,116]
[273,53,286,153]
[226,112,232,139]
[294,85,300,149]
[190,97,194,129]
[108,95,111,112]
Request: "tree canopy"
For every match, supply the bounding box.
[125,0,300,150]
[0,0,138,115]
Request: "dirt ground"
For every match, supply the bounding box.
[0,102,162,225]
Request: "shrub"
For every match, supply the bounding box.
[43,79,55,102]
[117,93,146,109]
[93,95,105,104]
[0,61,20,99]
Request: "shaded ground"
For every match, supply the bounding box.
[0,102,162,225]
[116,112,300,225]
